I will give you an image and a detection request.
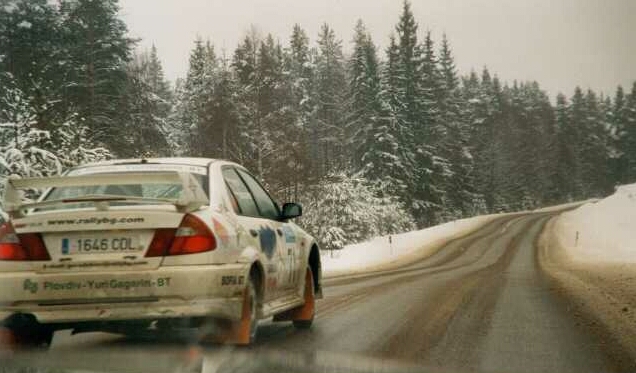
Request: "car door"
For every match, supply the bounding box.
[234,169,299,294]
[222,166,286,302]
[222,167,279,301]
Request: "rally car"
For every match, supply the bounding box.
[0,158,322,347]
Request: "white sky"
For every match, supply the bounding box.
[118,0,635,100]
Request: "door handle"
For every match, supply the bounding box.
[276,229,283,237]
[249,229,259,237]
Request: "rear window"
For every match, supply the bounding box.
[38,166,209,211]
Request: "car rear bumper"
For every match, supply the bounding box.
[0,263,250,325]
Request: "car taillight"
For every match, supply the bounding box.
[145,228,176,257]
[0,222,50,261]
[146,214,216,257]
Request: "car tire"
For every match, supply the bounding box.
[198,277,259,345]
[292,267,315,330]
[245,276,259,343]
[0,325,53,349]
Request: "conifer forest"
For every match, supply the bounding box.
[1,0,635,249]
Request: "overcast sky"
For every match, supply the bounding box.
[118,0,635,100]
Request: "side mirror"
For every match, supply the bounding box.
[281,202,302,220]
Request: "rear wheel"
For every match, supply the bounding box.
[245,277,258,343]
[0,325,53,349]
[292,267,315,330]
[201,275,259,345]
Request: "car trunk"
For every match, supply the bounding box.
[12,208,184,273]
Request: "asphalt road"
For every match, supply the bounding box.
[4,212,630,373]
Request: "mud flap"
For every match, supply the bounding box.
[226,287,253,345]
[202,287,254,345]
[273,268,315,322]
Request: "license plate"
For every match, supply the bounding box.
[61,236,141,255]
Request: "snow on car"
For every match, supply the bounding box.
[0,158,322,347]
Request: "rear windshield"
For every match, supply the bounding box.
[38,165,209,211]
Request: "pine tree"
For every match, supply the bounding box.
[0,0,109,187]
[314,23,346,176]
[416,30,448,223]
[288,24,314,128]
[465,67,503,211]
[619,82,636,183]
[347,20,379,170]
[284,24,314,200]
[117,47,171,157]
[580,89,610,196]
[437,35,481,218]
[178,38,209,156]
[255,34,296,194]
[438,34,458,107]
[391,0,443,226]
[555,92,576,199]
[563,88,588,199]
[209,55,240,161]
[0,84,61,185]
[301,173,414,251]
[0,0,66,129]
[59,0,134,152]
[609,86,625,183]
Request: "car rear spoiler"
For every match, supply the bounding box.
[3,171,209,215]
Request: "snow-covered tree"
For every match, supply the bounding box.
[313,23,347,176]
[117,47,172,157]
[437,35,482,219]
[281,24,315,200]
[59,0,134,152]
[0,83,110,203]
[0,86,60,183]
[301,173,415,251]
[616,82,636,184]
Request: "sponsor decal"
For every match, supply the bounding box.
[221,275,245,286]
[48,217,145,226]
[21,277,172,292]
[281,226,296,243]
[259,226,277,259]
[23,279,38,294]
[14,222,43,229]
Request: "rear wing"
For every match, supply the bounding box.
[3,171,209,215]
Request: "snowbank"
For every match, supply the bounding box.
[321,214,503,278]
[554,183,636,264]
[532,199,598,213]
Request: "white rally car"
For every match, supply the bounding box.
[0,158,322,347]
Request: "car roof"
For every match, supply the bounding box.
[66,157,247,176]
[77,157,218,168]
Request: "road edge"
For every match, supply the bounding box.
[537,215,636,370]
[322,213,522,280]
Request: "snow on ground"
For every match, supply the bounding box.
[554,183,636,264]
[532,199,598,213]
[321,214,503,278]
